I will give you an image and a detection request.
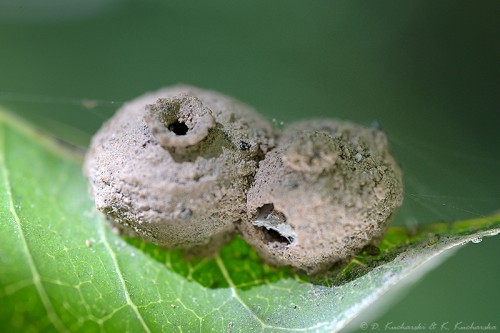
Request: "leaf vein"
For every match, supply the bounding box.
[215,254,332,332]
[98,219,152,333]
[0,122,68,333]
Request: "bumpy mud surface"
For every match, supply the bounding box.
[85,86,403,274]
[240,120,403,274]
[84,85,276,251]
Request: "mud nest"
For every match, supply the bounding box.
[84,85,403,274]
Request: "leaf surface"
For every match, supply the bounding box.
[0,109,499,333]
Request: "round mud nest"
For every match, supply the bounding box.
[239,119,403,274]
[85,86,403,274]
[84,85,276,251]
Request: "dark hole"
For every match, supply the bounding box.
[260,227,291,244]
[254,203,292,245]
[168,120,189,135]
[239,141,251,151]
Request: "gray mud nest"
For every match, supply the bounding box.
[84,85,403,274]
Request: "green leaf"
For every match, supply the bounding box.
[1,108,499,333]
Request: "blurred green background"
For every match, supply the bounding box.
[1,1,499,331]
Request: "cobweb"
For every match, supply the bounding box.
[1,91,499,228]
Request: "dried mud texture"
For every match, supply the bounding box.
[84,85,276,251]
[240,119,403,274]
